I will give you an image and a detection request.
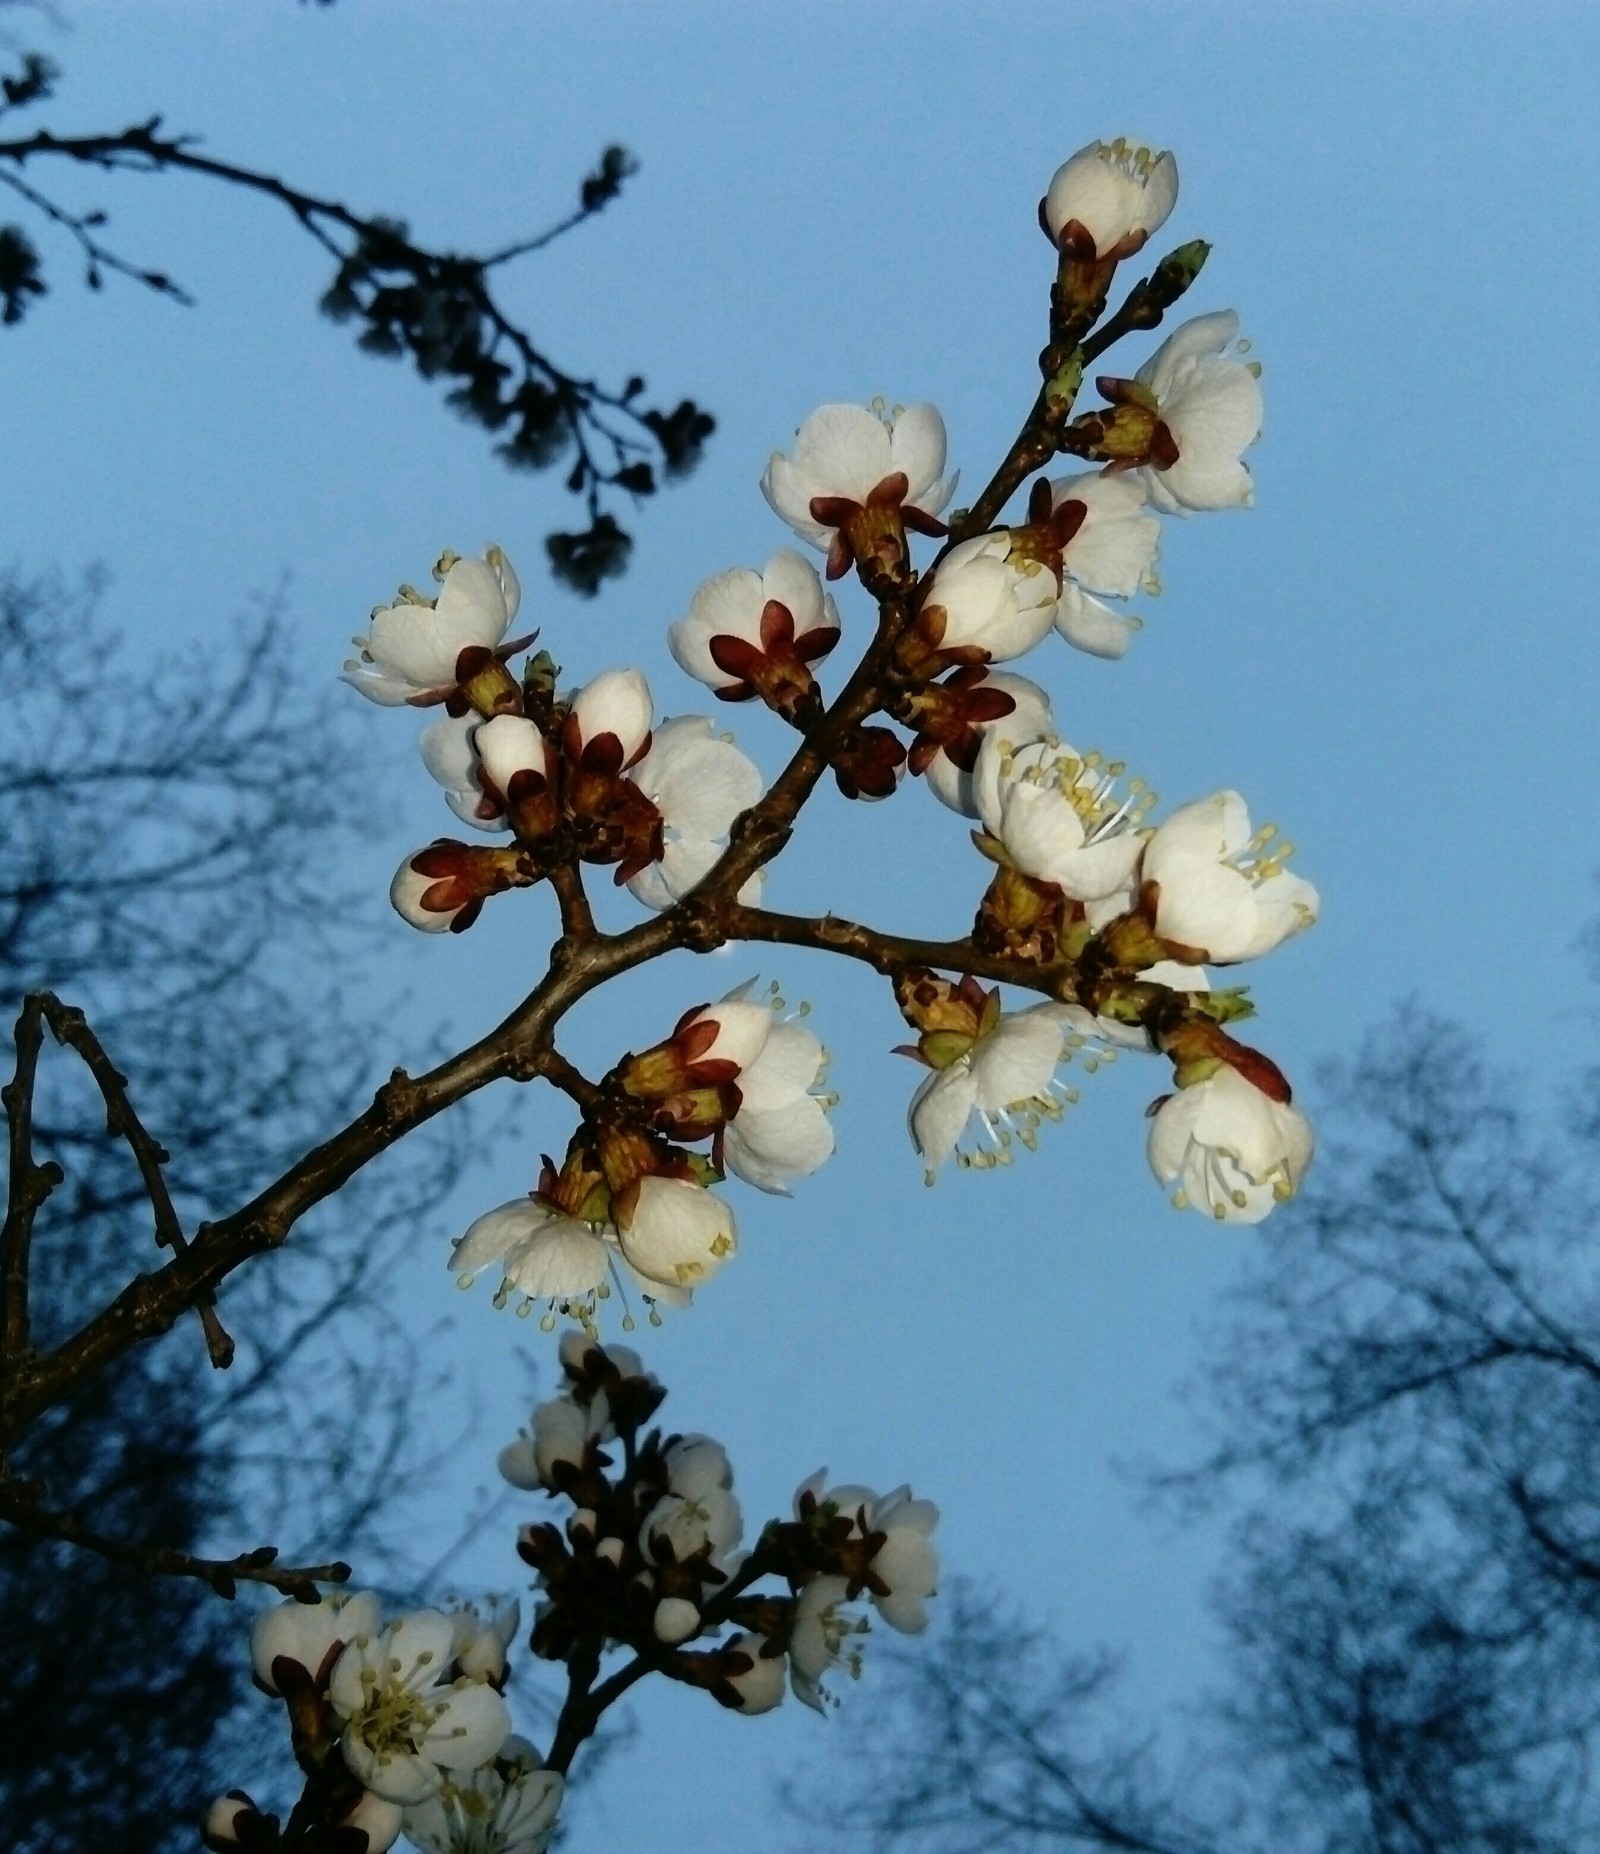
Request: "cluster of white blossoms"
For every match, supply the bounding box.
[450,982,835,1329]
[208,1588,561,1854]
[337,132,1318,1360]
[344,551,766,930]
[503,1337,939,1715]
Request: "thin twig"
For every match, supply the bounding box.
[1,992,58,1359]
[35,992,234,1368]
[0,1475,350,1599]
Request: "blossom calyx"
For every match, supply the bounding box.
[908,668,1049,812]
[831,723,907,801]
[894,968,994,1052]
[671,550,839,721]
[677,1631,788,1713]
[390,840,537,934]
[762,400,956,584]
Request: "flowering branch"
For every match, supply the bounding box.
[0,131,1336,1853]
[0,134,1315,1448]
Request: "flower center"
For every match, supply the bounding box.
[996,738,1156,841]
[352,1664,443,1764]
[1228,822,1296,887]
[1094,137,1161,186]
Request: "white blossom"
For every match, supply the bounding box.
[724,1014,836,1195]
[344,548,521,706]
[250,1587,382,1694]
[793,1469,878,1529]
[419,714,505,831]
[623,717,765,912]
[1043,138,1179,258]
[1045,472,1161,659]
[401,1739,564,1854]
[447,1595,521,1684]
[722,1631,787,1713]
[566,667,653,767]
[494,1394,608,1492]
[558,1329,648,1384]
[202,1792,261,1848]
[1147,1062,1313,1223]
[339,1791,405,1853]
[453,1189,702,1331]
[974,732,1152,903]
[918,533,1058,664]
[664,1433,735,1499]
[474,714,557,804]
[789,1574,866,1712]
[925,671,1055,819]
[615,1176,737,1294]
[670,549,840,696]
[762,400,957,558]
[1143,790,1318,962]
[1136,311,1263,514]
[866,1486,940,1632]
[389,852,471,935]
[677,993,776,1073]
[908,1001,1071,1180]
[451,1200,614,1306]
[640,1483,743,1568]
[328,1608,511,1805]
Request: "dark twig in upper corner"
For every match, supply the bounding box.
[0,117,710,592]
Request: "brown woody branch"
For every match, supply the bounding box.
[33,993,235,1369]
[710,902,1072,995]
[0,1474,350,1600]
[1,994,58,1360]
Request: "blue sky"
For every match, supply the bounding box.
[6,2,1600,1845]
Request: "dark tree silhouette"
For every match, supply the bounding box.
[0,10,713,594]
[0,567,466,1851]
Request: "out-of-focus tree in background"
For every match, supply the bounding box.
[0,571,472,1849]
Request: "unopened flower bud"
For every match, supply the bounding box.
[389,840,531,934]
[654,1596,703,1644]
[203,1792,264,1850]
[249,1588,382,1695]
[721,1631,787,1714]
[1043,137,1178,260]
